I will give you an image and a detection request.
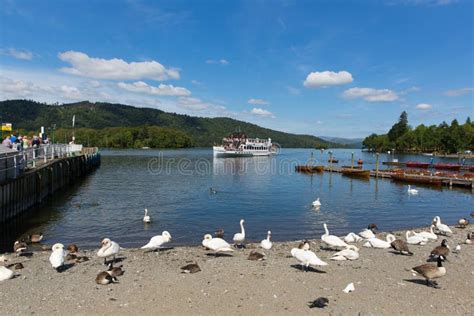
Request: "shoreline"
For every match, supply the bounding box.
[1,224,472,315]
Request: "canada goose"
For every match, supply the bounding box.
[202,234,234,256]
[390,239,413,256]
[13,262,24,270]
[465,232,474,244]
[13,241,27,256]
[181,263,201,274]
[143,208,151,223]
[107,263,124,277]
[141,231,172,250]
[28,233,43,243]
[457,218,469,228]
[411,255,446,288]
[65,253,77,261]
[97,238,120,265]
[344,232,363,243]
[233,219,246,247]
[67,244,78,253]
[49,243,66,271]
[432,216,452,235]
[312,198,321,207]
[75,256,90,263]
[429,239,450,259]
[308,297,329,309]
[260,231,272,250]
[95,271,117,285]
[248,251,266,261]
[214,228,224,239]
[321,223,349,249]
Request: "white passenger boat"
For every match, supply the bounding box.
[213,131,276,157]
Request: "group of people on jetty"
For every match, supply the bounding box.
[1,206,473,294]
[2,133,47,151]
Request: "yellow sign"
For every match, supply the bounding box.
[1,123,12,132]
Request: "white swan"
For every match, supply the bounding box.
[143,208,151,223]
[97,238,120,264]
[331,245,360,261]
[260,231,272,250]
[0,266,14,281]
[321,223,349,249]
[412,225,438,241]
[359,228,376,239]
[432,216,452,235]
[406,231,428,245]
[363,234,396,249]
[202,234,234,255]
[344,232,363,243]
[291,248,328,271]
[141,231,172,250]
[312,198,321,207]
[233,219,246,245]
[49,243,66,270]
[408,185,418,195]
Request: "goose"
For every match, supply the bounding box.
[13,263,24,270]
[330,245,359,261]
[49,243,66,271]
[308,297,329,309]
[343,232,363,243]
[181,262,201,273]
[95,271,117,285]
[97,238,120,265]
[429,239,450,259]
[412,225,438,241]
[406,231,428,245]
[202,234,234,256]
[260,231,272,250]
[107,263,124,277]
[321,223,349,249]
[359,224,378,239]
[13,241,27,255]
[407,185,418,195]
[67,244,78,254]
[465,232,473,244]
[457,218,469,228]
[0,266,14,282]
[390,239,413,255]
[248,251,266,261]
[291,247,328,271]
[233,219,246,246]
[28,233,43,243]
[143,208,151,223]
[141,231,172,250]
[363,234,396,249]
[411,255,446,288]
[214,228,224,239]
[432,216,452,235]
[312,198,321,208]
[299,240,310,250]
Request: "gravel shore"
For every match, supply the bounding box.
[0,225,472,315]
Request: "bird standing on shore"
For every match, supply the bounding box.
[260,231,272,250]
[202,234,234,256]
[233,219,246,247]
[143,208,151,223]
[291,247,328,271]
[49,243,66,271]
[97,238,120,265]
[28,233,43,243]
[429,239,450,260]
[141,231,172,250]
[13,241,27,256]
[465,232,473,244]
[321,223,349,249]
[411,255,446,288]
[457,218,469,228]
[107,263,125,277]
[432,216,452,235]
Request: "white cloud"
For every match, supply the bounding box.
[177,97,210,111]
[191,80,203,86]
[58,51,180,81]
[303,70,353,88]
[416,103,432,110]
[443,87,474,97]
[248,98,269,105]
[342,87,399,102]
[400,86,421,95]
[250,108,275,118]
[117,81,191,96]
[0,48,33,60]
[205,59,229,65]
[287,86,301,95]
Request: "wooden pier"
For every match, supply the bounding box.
[0,146,100,223]
[323,166,474,189]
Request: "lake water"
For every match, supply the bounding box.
[1,148,472,252]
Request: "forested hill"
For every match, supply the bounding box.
[0,99,335,148]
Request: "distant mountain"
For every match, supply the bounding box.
[318,136,363,148]
[1,100,337,149]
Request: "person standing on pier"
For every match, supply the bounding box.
[2,135,12,149]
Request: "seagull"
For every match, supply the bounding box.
[143,208,151,223]
[141,231,172,250]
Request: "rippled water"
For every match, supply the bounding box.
[1,148,472,252]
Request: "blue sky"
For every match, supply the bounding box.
[0,0,472,138]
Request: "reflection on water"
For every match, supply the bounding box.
[0,148,472,252]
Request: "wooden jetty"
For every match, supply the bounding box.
[0,144,100,223]
[382,161,472,171]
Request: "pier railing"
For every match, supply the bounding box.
[0,144,90,184]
